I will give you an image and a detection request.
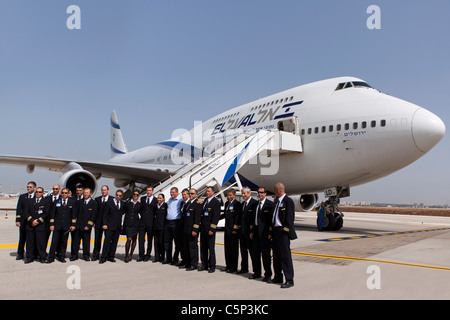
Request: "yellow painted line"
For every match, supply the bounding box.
[3,238,449,272]
[291,251,450,272]
[0,237,130,250]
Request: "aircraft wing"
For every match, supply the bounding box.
[0,155,178,186]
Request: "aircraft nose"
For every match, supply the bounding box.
[411,108,446,153]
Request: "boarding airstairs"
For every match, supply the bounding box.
[153,129,302,200]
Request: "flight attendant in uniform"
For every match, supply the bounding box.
[47,188,76,263]
[153,194,167,263]
[123,191,142,262]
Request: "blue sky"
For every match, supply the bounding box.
[0,1,449,204]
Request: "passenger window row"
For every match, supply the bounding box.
[301,119,386,135]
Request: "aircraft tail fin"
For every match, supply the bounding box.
[110,110,128,158]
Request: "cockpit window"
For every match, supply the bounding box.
[335,81,373,91]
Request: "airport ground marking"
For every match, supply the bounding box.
[322,227,450,242]
[291,250,450,272]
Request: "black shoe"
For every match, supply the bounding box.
[208,268,215,273]
[162,259,171,264]
[262,276,271,282]
[70,257,78,261]
[237,269,248,274]
[186,266,197,271]
[227,268,237,273]
[107,258,116,263]
[281,281,294,289]
[24,259,34,264]
[270,278,283,284]
[83,256,90,262]
[137,257,145,262]
[99,258,107,264]
[249,274,261,280]
[46,258,54,264]
[16,254,24,260]
[198,266,208,272]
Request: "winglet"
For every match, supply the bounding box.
[110,110,128,158]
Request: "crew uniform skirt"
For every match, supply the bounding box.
[124,225,139,239]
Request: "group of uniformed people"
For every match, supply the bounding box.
[15,181,296,288]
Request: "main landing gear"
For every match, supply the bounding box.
[320,187,349,231]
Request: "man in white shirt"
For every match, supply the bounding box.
[272,183,297,288]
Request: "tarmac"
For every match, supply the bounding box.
[1,202,450,301]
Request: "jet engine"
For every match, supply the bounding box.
[58,162,97,195]
[291,194,319,212]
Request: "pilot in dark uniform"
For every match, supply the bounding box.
[249,187,275,281]
[238,187,257,274]
[221,189,242,273]
[93,185,113,261]
[71,188,98,261]
[181,188,202,271]
[24,187,50,263]
[45,184,61,251]
[100,190,126,263]
[199,186,221,273]
[272,183,297,289]
[138,186,157,262]
[15,181,36,260]
[47,188,76,263]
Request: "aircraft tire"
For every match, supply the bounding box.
[322,212,336,231]
[333,213,344,231]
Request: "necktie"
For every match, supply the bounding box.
[257,201,263,225]
[273,199,280,224]
[63,199,67,206]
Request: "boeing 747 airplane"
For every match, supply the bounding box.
[0,77,445,230]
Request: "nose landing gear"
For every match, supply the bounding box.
[321,187,349,231]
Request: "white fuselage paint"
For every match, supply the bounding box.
[110,77,445,194]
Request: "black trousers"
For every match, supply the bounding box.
[17,221,27,256]
[224,231,239,270]
[182,231,199,268]
[200,229,216,269]
[239,232,251,272]
[26,227,47,260]
[48,228,69,259]
[164,219,181,262]
[101,228,120,259]
[250,227,273,277]
[153,229,165,261]
[272,227,294,282]
[93,227,105,259]
[139,226,154,258]
[71,228,92,259]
